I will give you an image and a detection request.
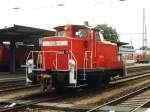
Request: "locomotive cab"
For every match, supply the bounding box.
[26,24,125,91]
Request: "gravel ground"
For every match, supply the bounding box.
[22,76,150,112]
[7,76,150,112]
[0,70,149,112]
[19,108,67,112]
[63,76,150,105]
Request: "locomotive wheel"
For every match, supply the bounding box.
[87,76,102,88]
[39,74,52,93]
[54,82,65,93]
[52,73,68,92]
[102,76,110,87]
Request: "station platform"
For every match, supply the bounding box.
[126,63,150,68]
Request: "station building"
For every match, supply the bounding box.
[0,25,54,73]
[119,45,135,65]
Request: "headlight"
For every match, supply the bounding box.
[68,59,75,67]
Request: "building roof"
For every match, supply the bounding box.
[109,40,128,46]
[119,45,135,53]
[0,25,55,42]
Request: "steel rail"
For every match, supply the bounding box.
[110,72,150,84]
[0,73,149,112]
[86,85,150,112]
[0,66,148,92]
[0,83,25,90]
[0,95,63,112]
[130,99,150,112]
[28,73,150,112]
[0,65,149,111]
[0,78,25,83]
[0,84,39,93]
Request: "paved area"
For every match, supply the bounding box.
[126,63,150,68]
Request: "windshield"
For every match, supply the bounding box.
[57,31,66,37]
[99,32,104,41]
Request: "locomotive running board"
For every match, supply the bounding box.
[66,84,87,88]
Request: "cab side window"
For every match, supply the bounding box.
[95,31,104,42]
[57,31,65,37]
[96,31,101,41]
[75,29,87,38]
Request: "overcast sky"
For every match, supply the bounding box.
[0,0,150,49]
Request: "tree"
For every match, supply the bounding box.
[95,24,119,42]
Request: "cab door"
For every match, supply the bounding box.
[91,30,97,68]
[94,30,105,67]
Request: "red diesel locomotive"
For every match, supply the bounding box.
[26,24,125,90]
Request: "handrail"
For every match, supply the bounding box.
[69,51,78,86]
[26,51,32,63]
[84,51,93,76]
[26,50,78,86]
[26,50,78,71]
[84,51,93,68]
[26,51,59,70]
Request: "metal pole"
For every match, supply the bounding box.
[142,8,147,62]
[9,41,16,73]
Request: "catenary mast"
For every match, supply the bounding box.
[142,8,147,61]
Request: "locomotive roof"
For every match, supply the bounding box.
[54,24,89,31]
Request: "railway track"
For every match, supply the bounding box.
[0,88,80,112]
[0,77,27,93]
[0,77,25,84]
[0,65,149,111]
[0,67,149,96]
[0,94,63,112]
[116,88,150,112]
[0,64,148,92]
[27,74,149,112]
[18,72,148,112]
[0,77,25,89]
[1,73,147,112]
[126,64,150,74]
[86,85,150,112]
[109,64,150,84]
[0,84,40,94]
[111,72,150,85]
[0,83,25,91]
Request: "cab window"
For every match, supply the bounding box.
[57,31,66,37]
[96,31,101,41]
[99,32,104,41]
[75,29,87,38]
[95,31,104,42]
